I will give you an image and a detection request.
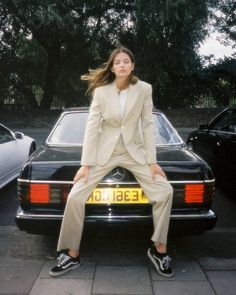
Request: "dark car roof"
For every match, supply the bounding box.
[207,105,236,126]
[221,106,236,112]
[65,107,89,112]
[64,107,163,113]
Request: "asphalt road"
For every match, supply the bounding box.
[1,176,236,228]
[1,128,236,295]
[0,177,236,262]
[0,127,236,259]
[1,126,236,228]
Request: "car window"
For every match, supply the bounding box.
[47,112,182,145]
[153,114,182,144]
[47,112,88,144]
[211,110,236,133]
[0,125,15,144]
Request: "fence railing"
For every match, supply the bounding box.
[1,94,236,110]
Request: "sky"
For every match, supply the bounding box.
[198,31,235,62]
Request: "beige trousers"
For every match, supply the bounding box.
[57,136,173,252]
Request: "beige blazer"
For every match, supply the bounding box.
[81,79,156,166]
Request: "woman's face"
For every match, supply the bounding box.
[111,52,134,79]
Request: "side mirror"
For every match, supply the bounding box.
[198,123,209,130]
[15,132,24,139]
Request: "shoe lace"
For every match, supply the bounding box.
[162,255,171,270]
[57,253,71,266]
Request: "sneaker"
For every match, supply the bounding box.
[147,246,174,277]
[49,253,80,277]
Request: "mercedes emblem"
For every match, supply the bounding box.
[111,167,125,181]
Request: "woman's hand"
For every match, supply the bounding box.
[150,163,167,180]
[74,165,89,184]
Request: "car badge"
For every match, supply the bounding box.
[111,167,125,181]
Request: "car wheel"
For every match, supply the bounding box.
[29,143,36,156]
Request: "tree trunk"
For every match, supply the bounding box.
[40,47,61,110]
[22,87,39,109]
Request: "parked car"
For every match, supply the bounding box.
[0,124,36,189]
[15,108,216,235]
[186,106,236,191]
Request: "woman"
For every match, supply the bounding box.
[49,47,174,278]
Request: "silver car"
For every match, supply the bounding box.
[0,124,36,189]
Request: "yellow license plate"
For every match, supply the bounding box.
[86,188,149,204]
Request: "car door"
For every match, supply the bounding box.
[192,126,220,168]
[212,109,236,180]
[0,125,18,184]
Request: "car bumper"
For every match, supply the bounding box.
[15,207,217,235]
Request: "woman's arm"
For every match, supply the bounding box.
[141,84,157,164]
[141,85,167,179]
[81,88,101,166]
[74,165,89,183]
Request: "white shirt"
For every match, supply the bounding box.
[118,89,128,117]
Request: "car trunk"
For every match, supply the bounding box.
[18,145,215,215]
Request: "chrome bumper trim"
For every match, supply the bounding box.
[16,209,215,220]
[17,179,215,185]
[17,179,74,184]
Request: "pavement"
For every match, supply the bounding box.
[0,225,236,295]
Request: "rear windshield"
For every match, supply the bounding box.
[47,112,182,146]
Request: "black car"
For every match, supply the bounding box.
[16,108,216,235]
[186,106,236,190]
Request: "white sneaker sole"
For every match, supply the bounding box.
[49,263,80,277]
[147,249,174,278]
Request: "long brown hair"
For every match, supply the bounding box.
[81,47,138,94]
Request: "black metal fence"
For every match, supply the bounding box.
[1,92,236,110]
[0,90,89,110]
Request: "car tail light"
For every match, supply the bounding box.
[61,185,71,204]
[30,184,50,203]
[185,184,204,203]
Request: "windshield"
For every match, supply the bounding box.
[47,111,182,146]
